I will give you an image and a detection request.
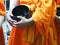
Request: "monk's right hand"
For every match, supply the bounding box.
[6,13,16,26]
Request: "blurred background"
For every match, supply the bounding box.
[3,0,12,45]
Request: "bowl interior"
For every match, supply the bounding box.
[12,5,29,16]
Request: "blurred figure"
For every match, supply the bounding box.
[7,0,58,45]
[0,0,6,45]
[54,0,60,45]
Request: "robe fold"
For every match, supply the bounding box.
[0,0,5,45]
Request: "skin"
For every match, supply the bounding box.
[0,15,4,28]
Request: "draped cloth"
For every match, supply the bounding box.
[55,0,60,5]
[0,0,5,45]
[0,0,5,15]
[0,27,5,45]
[8,0,57,45]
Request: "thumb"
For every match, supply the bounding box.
[17,16,24,19]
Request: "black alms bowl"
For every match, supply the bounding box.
[11,5,32,22]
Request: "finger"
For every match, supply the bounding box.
[12,24,20,28]
[17,16,23,18]
[17,16,25,19]
[14,20,22,24]
[9,14,13,16]
[12,24,17,27]
[8,21,13,26]
[7,16,15,22]
[13,24,24,28]
[8,20,17,26]
[8,20,16,24]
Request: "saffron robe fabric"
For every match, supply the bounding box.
[0,0,5,45]
[55,0,60,5]
[8,0,57,45]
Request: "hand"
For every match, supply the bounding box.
[6,13,16,26]
[13,16,34,28]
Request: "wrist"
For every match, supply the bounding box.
[28,17,34,25]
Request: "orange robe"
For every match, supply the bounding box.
[0,0,5,45]
[54,0,60,45]
[55,0,60,5]
[8,0,57,45]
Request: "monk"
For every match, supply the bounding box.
[0,0,6,45]
[7,0,57,45]
[54,0,60,45]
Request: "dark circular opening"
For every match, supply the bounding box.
[12,5,29,16]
